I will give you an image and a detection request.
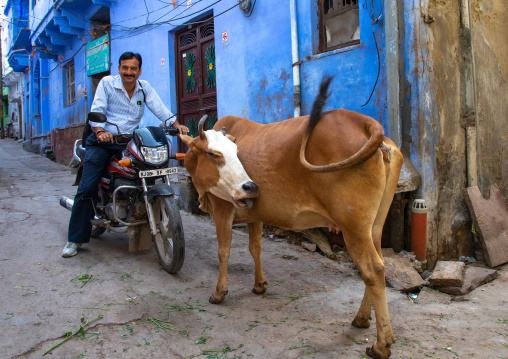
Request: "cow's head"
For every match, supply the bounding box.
[181,116,258,212]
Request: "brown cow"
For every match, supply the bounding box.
[180,77,403,358]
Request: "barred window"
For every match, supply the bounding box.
[319,0,360,53]
[65,60,76,107]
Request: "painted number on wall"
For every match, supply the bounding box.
[222,31,228,43]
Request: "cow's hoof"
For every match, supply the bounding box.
[366,344,391,359]
[351,316,371,328]
[209,290,228,305]
[252,281,268,295]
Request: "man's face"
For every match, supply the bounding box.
[118,58,142,86]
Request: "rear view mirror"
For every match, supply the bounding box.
[88,112,107,123]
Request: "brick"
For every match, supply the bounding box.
[384,255,427,292]
[435,266,498,295]
[301,242,317,252]
[428,261,465,287]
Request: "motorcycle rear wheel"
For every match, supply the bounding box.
[152,196,185,274]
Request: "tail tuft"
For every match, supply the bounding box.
[308,75,335,133]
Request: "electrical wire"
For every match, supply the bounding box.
[29,0,240,74]
[360,0,384,108]
[244,0,257,17]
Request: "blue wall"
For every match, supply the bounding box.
[28,0,392,140]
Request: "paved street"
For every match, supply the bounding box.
[1,138,507,359]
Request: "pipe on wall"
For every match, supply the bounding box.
[460,0,479,187]
[384,0,402,148]
[289,0,301,118]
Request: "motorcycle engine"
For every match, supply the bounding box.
[105,201,129,221]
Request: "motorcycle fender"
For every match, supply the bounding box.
[146,183,174,202]
[73,166,83,186]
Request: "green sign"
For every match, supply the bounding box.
[86,34,110,76]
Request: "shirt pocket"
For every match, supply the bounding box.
[136,102,145,118]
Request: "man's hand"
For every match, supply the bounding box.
[172,120,190,135]
[97,131,113,143]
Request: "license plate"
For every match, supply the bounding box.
[139,167,178,178]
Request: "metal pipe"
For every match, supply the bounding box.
[112,185,147,227]
[60,196,74,211]
[289,0,301,118]
[384,0,402,148]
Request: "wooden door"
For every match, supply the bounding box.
[175,18,217,152]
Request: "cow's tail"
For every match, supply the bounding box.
[300,76,385,173]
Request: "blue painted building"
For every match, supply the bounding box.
[7,0,506,263]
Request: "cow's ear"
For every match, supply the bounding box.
[225,134,236,143]
[180,134,198,150]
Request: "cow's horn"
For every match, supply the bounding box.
[220,127,227,136]
[198,115,208,140]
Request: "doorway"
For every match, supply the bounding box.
[175,17,217,152]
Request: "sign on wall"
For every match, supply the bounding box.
[86,34,110,76]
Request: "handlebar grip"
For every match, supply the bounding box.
[166,128,180,136]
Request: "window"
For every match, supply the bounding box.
[65,60,76,106]
[319,0,360,53]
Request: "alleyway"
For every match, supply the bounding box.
[0,138,507,359]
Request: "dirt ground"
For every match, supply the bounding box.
[1,138,508,359]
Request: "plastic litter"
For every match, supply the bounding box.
[458,256,476,264]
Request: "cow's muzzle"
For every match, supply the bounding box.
[233,181,258,209]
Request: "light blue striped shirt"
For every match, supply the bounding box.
[89,75,174,134]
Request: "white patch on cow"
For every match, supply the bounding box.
[205,130,253,202]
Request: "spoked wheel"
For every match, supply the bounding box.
[152,196,185,274]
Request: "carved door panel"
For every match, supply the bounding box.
[176,18,217,152]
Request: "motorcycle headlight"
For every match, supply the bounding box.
[141,145,168,165]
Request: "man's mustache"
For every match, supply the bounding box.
[124,75,134,77]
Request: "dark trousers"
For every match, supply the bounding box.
[68,133,125,244]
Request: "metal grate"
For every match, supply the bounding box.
[324,0,358,15]
[180,30,197,47]
[200,23,214,39]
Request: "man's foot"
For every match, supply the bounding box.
[62,242,82,257]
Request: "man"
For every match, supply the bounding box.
[62,52,189,257]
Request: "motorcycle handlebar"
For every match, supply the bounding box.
[165,128,180,136]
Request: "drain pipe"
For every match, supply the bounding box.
[290,0,301,118]
[460,0,478,187]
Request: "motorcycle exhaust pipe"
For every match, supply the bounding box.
[60,196,74,211]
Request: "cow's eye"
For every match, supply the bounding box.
[206,151,220,158]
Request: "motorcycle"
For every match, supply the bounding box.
[60,112,191,274]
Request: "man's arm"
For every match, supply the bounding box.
[143,82,189,135]
[89,78,113,142]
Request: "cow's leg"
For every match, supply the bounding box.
[248,221,267,295]
[352,215,385,329]
[344,231,394,359]
[209,197,235,305]
[353,144,402,336]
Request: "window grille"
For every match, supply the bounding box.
[180,30,197,47]
[65,61,76,106]
[200,23,214,39]
[319,0,360,52]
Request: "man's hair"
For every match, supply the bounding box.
[119,52,142,69]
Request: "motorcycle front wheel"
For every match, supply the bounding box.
[152,196,185,274]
